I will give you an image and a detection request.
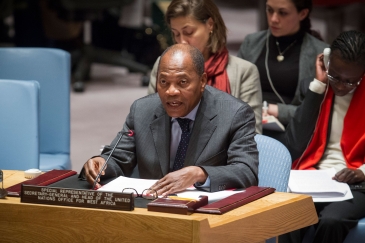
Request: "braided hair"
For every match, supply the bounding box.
[331,30,365,66]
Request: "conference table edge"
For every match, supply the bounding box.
[0,170,317,243]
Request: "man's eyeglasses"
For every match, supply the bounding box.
[326,61,362,88]
[122,188,158,200]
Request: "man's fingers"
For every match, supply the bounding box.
[84,163,97,185]
[150,181,165,192]
[160,184,178,197]
[83,157,106,186]
[151,178,176,196]
[151,174,174,191]
[87,161,99,179]
[159,186,169,197]
[151,168,199,196]
[152,184,168,196]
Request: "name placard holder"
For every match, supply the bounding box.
[21,185,134,211]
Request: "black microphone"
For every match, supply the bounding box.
[92,130,134,189]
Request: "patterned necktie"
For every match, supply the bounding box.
[173,118,191,171]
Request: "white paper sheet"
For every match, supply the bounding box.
[98,176,244,203]
[98,176,158,194]
[288,168,353,202]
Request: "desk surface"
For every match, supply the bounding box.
[0,170,317,243]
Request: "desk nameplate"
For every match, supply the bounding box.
[21,185,134,211]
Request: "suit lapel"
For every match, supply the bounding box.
[184,89,217,167]
[150,105,171,176]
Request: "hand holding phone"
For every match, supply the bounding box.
[323,48,331,70]
[315,51,329,83]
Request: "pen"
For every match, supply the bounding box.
[263,101,268,117]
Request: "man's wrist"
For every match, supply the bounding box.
[195,166,208,183]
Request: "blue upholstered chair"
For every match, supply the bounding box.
[255,134,292,243]
[255,134,365,243]
[0,48,71,170]
[344,217,365,243]
[0,79,40,170]
[255,134,292,192]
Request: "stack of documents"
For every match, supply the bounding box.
[288,168,353,202]
[98,176,244,203]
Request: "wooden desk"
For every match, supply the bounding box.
[0,170,317,243]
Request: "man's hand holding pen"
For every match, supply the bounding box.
[84,157,106,189]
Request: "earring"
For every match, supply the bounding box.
[210,30,213,36]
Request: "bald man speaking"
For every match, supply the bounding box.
[82,44,258,196]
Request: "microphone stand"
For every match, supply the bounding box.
[92,130,134,189]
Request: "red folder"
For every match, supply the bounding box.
[147,195,208,215]
[195,186,275,214]
[5,170,77,196]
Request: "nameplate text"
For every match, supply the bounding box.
[21,185,134,211]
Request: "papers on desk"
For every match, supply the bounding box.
[98,176,244,203]
[99,176,158,194]
[288,168,353,202]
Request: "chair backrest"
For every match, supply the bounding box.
[255,134,292,192]
[0,48,70,156]
[0,79,40,170]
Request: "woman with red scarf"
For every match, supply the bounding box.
[280,30,365,243]
[147,0,262,134]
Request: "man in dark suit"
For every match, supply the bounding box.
[83,43,258,196]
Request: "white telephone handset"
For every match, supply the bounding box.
[323,48,331,70]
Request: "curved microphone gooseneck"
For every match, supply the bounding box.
[92,130,135,189]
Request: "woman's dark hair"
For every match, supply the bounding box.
[290,0,323,40]
[165,0,227,53]
[331,30,365,66]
